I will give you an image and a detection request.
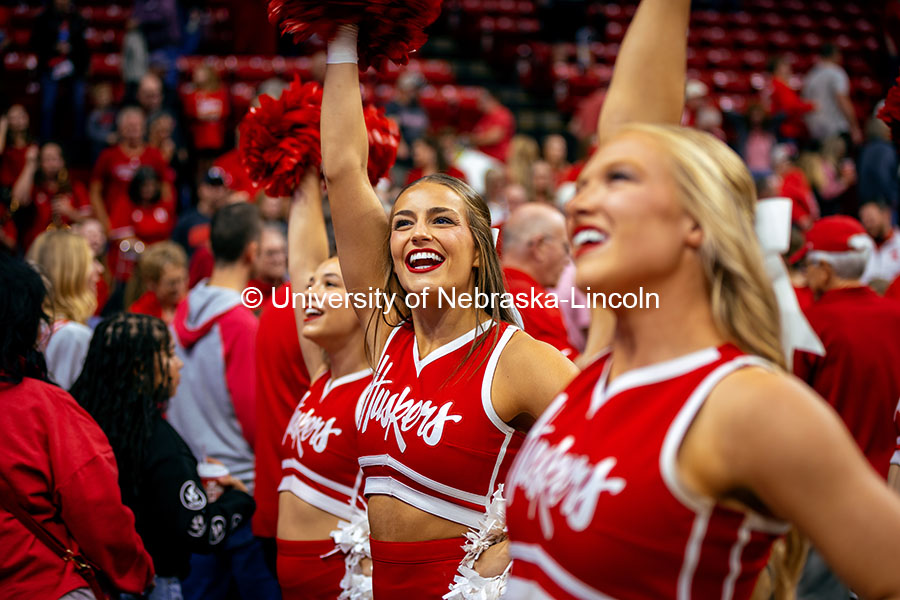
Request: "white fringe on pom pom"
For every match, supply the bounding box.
[443,485,510,600]
[330,509,372,600]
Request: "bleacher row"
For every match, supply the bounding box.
[1,0,889,135]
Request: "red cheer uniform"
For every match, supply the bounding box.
[277,369,372,599]
[506,345,786,600]
[357,320,524,597]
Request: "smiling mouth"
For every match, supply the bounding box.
[571,227,609,258]
[405,250,446,273]
[304,306,324,322]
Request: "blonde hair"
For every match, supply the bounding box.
[27,230,97,323]
[125,241,188,307]
[507,134,540,189]
[614,123,785,368]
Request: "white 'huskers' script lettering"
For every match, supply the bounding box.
[283,392,342,457]
[508,399,627,539]
[356,354,462,452]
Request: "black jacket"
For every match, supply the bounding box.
[32,8,90,76]
[121,416,255,579]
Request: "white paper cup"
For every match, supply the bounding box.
[196,462,229,502]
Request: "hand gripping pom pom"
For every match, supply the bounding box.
[267,0,443,71]
[238,76,323,197]
[365,105,400,185]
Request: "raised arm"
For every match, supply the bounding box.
[321,26,390,312]
[598,0,691,144]
[11,146,38,208]
[287,170,329,379]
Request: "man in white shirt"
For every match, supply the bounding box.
[860,198,900,285]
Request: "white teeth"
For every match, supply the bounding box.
[408,251,445,267]
[305,307,323,317]
[572,229,608,248]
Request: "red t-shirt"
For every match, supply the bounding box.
[182,88,230,150]
[769,78,815,140]
[780,168,818,227]
[253,283,311,537]
[794,286,900,478]
[91,145,173,216]
[503,266,578,359]
[129,290,164,320]
[214,149,260,199]
[20,181,91,251]
[886,276,900,302]
[0,377,155,597]
[0,145,29,188]
[472,105,515,163]
[405,166,468,186]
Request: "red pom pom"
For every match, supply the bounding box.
[365,105,400,185]
[238,76,323,197]
[268,0,443,70]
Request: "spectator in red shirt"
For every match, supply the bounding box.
[247,225,287,311]
[501,203,577,358]
[252,282,310,542]
[771,143,819,230]
[128,241,188,324]
[12,143,91,251]
[767,56,816,142]
[182,65,230,157]
[0,253,155,598]
[405,136,468,186]
[794,216,900,479]
[469,90,515,163]
[0,104,36,190]
[90,106,173,234]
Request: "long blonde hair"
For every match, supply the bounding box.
[27,230,97,323]
[615,123,785,368]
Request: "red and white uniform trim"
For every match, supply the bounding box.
[357,321,523,528]
[278,369,372,521]
[505,346,789,600]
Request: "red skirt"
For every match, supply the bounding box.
[370,537,466,599]
[276,537,346,600]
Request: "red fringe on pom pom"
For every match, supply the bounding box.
[238,76,323,197]
[268,0,442,70]
[365,105,400,185]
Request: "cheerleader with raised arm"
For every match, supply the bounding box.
[275,170,373,600]
[318,21,579,600]
[502,0,900,598]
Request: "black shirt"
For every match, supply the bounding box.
[121,416,255,578]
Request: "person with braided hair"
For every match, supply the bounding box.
[0,254,154,599]
[70,313,255,600]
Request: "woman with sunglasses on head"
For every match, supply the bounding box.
[274,170,373,599]
[321,23,580,599]
[502,1,900,599]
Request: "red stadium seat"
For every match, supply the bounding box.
[89,53,122,79]
[707,48,741,70]
[740,50,768,72]
[734,29,764,48]
[3,51,37,73]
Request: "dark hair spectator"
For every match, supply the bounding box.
[211,202,262,264]
[0,254,155,598]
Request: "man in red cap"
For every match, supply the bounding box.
[794,215,900,479]
[793,215,900,599]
